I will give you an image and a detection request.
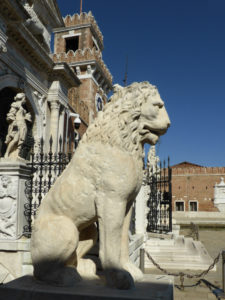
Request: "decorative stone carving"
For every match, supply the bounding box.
[33,91,46,126]
[31,82,170,289]
[0,175,17,239]
[75,66,81,75]
[0,20,7,53]
[0,40,7,53]
[214,178,225,212]
[147,145,160,177]
[4,93,32,160]
[23,2,50,51]
[87,65,92,74]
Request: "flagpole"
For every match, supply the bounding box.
[80,0,83,14]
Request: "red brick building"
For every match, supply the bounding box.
[171,162,225,212]
[53,11,113,138]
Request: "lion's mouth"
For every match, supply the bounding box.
[140,125,167,137]
[139,125,168,145]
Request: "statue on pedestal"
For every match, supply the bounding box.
[4,93,32,160]
[31,82,170,289]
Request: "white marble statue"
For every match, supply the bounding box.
[147,145,160,176]
[31,82,170,289]
[4,93,32,159]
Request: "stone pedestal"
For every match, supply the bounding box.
[0,160,31,240]
[0,160,32,283]
[214,178,225,212]
[0,274,174,300]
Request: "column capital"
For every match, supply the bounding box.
[49,99,60,110]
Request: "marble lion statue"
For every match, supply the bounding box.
[31,81,170,289]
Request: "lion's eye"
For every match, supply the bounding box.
[154,101,164,109]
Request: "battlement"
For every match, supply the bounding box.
[172,166,225,175]
[63,12,103,45]
[52,47,113,84]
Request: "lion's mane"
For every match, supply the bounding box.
[81,81,159,158]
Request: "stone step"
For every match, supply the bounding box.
[144,236,215,271]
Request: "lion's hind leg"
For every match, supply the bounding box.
[31,214,81,286]
[75,223,99,279]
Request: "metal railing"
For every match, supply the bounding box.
[23,136,73,236]
[146,158,172,233]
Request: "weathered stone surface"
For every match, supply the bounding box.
[30,82,170,289]
[0,161,31,239]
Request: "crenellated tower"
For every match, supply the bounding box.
[53,11,113,133]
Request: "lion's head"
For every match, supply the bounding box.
[81,81,170,157]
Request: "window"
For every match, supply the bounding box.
[175,201,184,211]
[189,201,198,212]
[65,36,79,52]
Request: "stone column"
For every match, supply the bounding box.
[49,100,60,152]
[0,161,31,240]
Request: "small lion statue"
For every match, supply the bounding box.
[31,82,170,289]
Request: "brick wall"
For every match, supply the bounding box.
[172,164,225,212]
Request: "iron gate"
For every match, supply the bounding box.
[146,159,172,233]
[23,136,73,236]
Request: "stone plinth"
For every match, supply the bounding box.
[0,274,174,300]
[0,160,31,240]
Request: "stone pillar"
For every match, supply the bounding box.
[50,100,60,152]
[0,161,31,240]
[135,183,149,234]
[214,177,225,212]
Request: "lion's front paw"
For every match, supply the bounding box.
[105,268,134,290]
[122,261,143,282]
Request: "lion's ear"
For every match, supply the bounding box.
[113,84,123,94]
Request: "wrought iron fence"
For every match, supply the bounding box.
[23,136,73,236]
[146,158,172,233]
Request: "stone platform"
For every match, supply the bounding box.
[0,274,173,300]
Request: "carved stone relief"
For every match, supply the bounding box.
[0,175,17,239]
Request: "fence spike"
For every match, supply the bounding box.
[59,135,62,152]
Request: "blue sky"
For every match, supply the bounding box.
[56,0,225,167]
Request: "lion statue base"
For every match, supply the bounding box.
[31,82,170,289]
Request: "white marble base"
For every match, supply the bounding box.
[0,274,174,300]
[0,238,32,284]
